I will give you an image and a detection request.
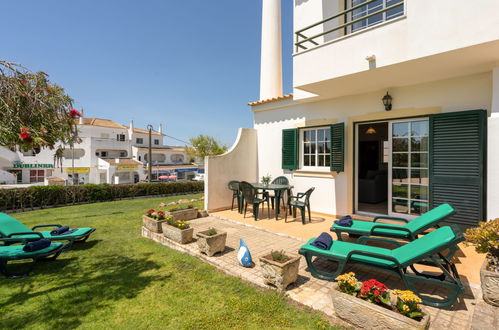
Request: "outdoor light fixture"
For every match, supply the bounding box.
[365,126,377,135]
[382,92,392,111]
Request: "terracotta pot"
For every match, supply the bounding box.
[480,258,499,307]
[196,229,227,256]
[331,283,430,330]
[161,222,193,244]
[259,253,300,290]
[142,215,166,233]
[167,208,199,221]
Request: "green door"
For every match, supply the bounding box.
[429,110,487,227]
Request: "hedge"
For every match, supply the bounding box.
[0,181,204,212]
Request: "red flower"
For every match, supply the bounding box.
[69,109,82,118]
[157,211,165,216]
[376,298,380,303]
[374,290,380,296]
[146,209,155,215]
[19,128,32,142]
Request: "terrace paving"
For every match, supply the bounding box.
[143,212,498,330]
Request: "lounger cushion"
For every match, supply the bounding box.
[0,242,63,258]
[302,225,458,268]
[302,239,396,267]
[333,221,408,237]
[0,213,31,236]
[12,228,94,240]
[404,203,454,232]
[392,226,457,265]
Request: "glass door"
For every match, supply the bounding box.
[389,119,429,217]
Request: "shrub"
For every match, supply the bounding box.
[269,250,290,263]
[465,219,499,272]
[0,181,204,212]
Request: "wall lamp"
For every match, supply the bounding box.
[382,92,392,111]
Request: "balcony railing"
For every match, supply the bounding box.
[295,0,404,52]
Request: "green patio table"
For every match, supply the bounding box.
[250,183,291,219]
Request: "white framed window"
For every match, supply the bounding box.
[351,0,404,32]
[300,127,331,171]
[154,139,159,145]
[117,134,126,141]
[136,138,143,144]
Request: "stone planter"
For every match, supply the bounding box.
[331,284,430,330]
[259,254,300,290]
[480,258,499,306]
[196,229,227,256]
[142,215,166,233]
[161,222,194,244]
[167,208,199,221]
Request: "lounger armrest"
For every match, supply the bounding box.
[32,224,62,231]
[346,250,400,267]
[373,216,408,224]
[0,237,31,244]
[357,236,404,248]
[7,232,44,239]
[370,225,412,237]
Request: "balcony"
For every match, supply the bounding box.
[295,0,404,53]
[293,0,499,100]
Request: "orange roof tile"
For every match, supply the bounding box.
[80,118,128,129]
[248,93,293,106]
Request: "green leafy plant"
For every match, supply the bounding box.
[392,290,424,320]
[465,219,499,272]
[185,134,228,162]
[269,250,290,263]
[261,174,272,185]
[169,204,196,212]
[166,216,190,230]
[204,228,217,236]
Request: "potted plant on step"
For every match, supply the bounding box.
[331,273,430,330]
[161,216,194,244]
[259,250,300,290]
[142,209,167,233]
[465,219,499,306]
[196,227,227,256]
[167,204,199,221]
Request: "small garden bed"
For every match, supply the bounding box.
[196,228,227,256]
[332,273,430,329]
[259,250,300,290]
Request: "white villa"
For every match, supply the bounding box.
[0,116,198,185]
[205,0,499,228]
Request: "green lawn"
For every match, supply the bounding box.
[0,194,338,330]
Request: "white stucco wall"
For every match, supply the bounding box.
[253,72,492,216]
[487,68,499,220]
[205,128,258,211]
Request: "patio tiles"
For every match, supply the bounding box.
[142,215,496,329]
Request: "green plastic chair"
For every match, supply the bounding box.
[268,176,290,215]
[285,187,315,225]
[299,225,465,308]
[228,181,242,213]
[0,235,67,278]
[0,212,96,244]
[331,203,455,241]
[240,181,270,221]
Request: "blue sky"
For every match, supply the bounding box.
[1,0,293,146]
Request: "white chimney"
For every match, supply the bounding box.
[130,120,134,131]
[158,123,163,134]
[78,108,84,125]
[260,0,283,101]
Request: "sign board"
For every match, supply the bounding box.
[13,162,53,169]
[65,167,90,174]
[116,165,137,171]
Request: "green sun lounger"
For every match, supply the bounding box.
[0,212,96,244]
[299,225,465,308]
[331,203,455,241]
[0,235,67,278]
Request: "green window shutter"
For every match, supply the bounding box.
[282,128,298,170]
[330,123,345,172]
[429,110,487,227]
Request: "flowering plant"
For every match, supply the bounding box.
[145,209,166,220]
[167,216,190,230]
[359,279,390,306]
[465,219,498,272]
[392,290,423,319]
[336,272,362,296]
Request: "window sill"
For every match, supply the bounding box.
[293,170,337,178]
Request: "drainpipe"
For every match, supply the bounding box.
[260,0,283,101]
